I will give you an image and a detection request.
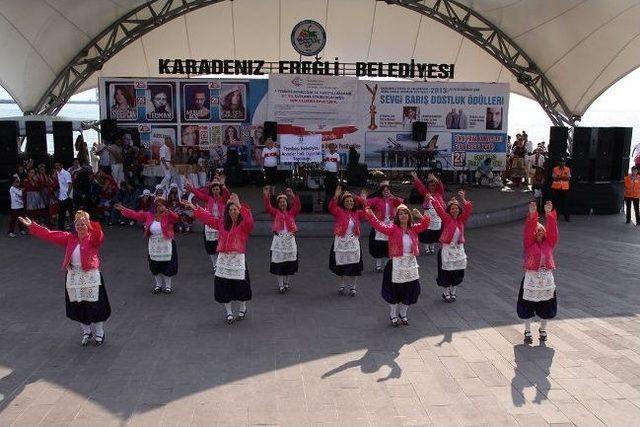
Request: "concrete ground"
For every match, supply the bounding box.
[1,212,640,426]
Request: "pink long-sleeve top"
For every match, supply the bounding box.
[365,195,404,220]
[193,204,254,253]
[523,210,558,271]
[366,211,430,257]
[413,176,445,209]
[328,196,368,237]
[263,195,301,233]
[190,185,230,216]
[28,221,104,271]
[431,198,473,244]
[119,207,179,240]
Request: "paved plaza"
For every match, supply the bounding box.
[1,214,640,427]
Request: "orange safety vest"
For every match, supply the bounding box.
[624,174,640,199]
[551,166,571,190]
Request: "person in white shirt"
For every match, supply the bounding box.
[158,137,175,192]
[324,142,341,203]
[8,177,26,237]
[262,137,279,187]
[55,162,74,230]
[94,142,112,173]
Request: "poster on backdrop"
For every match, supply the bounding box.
[268,74,358,126]
[357,81,509,170]
[99,77,268,169]
[279,134,323,163]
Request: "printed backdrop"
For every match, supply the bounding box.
[100,76,509,171]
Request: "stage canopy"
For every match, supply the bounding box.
[1,0,639,124]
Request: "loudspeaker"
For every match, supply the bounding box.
[25,121,48,166]
[569,182,624,215]
[609,127,632,181]
[264,121,277,141]
[548,126,569,156]
[571,127,594,182]
[0,121,19,168]
[594,128,614,181]
[412,121,427,142]
[100,119,118,142]
[52,121,74,167]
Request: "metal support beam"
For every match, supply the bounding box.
[34,0,576,127]
[32,0,227,116]
[382,0,575,126]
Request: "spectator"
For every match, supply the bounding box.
[94,142,112,173]
[8,177,26,237]
[111,181,138,226]
[54,162,74,230]
[475,158,494,187]
[138,189,154,213]
[75,134,90,167]
[109,139,124,188]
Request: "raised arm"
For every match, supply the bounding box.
[328,197,340,217]
[118,206,148,222]
[192,205,220,229]
[545,204,558,248]
[411,211,431,234]
[239,205,254,234]
[166,210,179,224]
[188,185,210,203]
[430,195,448,220]
[459,201,473,223]
[364,208,394,236]
[88,221,105,248]
[412,174,428,197]
[27,222,70,247]
[523,204,539,249]
[290,194,301,217]
[263,194,278,217]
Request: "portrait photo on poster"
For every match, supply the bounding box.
[117,126,141,148]
[219,83,247,121]
[402,106,419,128]
[108,83,137,121]
[445,108,469,130]
[180,125,200,147]
[222,124,242,147]
[148,126,177,160]
[183,83,211,121]
[485,107,503,130]
[146,83,174,121]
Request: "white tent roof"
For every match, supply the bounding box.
[1,0,639,116]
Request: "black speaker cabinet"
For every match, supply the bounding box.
[264,121,278,141]
[610,127,632,181]
[548,126,569,156]
[569,182,624,215]
[571,127,595,182]
[25,121,48,166]
[412,121,427,142]
[0,120,19,168]
[53,121,74,167]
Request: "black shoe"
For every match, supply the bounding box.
[225,314,234,324]
[163,288,173,294]
[338,286,346,296]
[441,293,452,303]
[152,286,162,294]
[81,332,93,346]
[524,331,533,344]
[400,316,409,326]
[349,288,357,297]
[95,333,105,346]
[237,310,247,321]
[390,316,400,327]
[539,329,547,342]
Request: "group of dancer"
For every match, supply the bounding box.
[18,171,559,345]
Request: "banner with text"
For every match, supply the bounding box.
[279,134,323,163]
[356,81,509,170]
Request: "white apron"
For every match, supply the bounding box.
[333,234,361,266]
[271,232,298,263]
[441,228,467,271]
[392,255,420,283]
[215,252,246,280]
[66,266,101,302]
[148,235,173,262]
[374,218,392,241]
[205,203,220,241]
[523,269,556,302]
[424,201,442,231]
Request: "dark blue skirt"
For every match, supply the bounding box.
[148,240,178,277]
[436,249,465,287]
[419,228,441,244]
[203,231,218,255]
[65,272,111,324]
[368,228,389,259]
[329,242,363,277]
[516,278,557,320]
[214,268,252,303]
[381,260,421,305]
[270,253,299,275]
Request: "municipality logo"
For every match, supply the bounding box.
[291,20,326,56]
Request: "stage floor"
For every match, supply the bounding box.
[1,214,640,426]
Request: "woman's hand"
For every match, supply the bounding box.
[181,201,196,211]
[18,217,32,227]
[412,208,423,220]
[113,203,124,211]
[529,201,537,215]
[229,193,240,206]
[263,186,271,197]
[285,188,294,198]
[334,185,343,199]
[458,190,466,201]
[544,200,553,214]
[360,189,368,199]
[364,207,374,216]
[410,171,418,179]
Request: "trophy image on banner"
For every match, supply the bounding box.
[365,83,378,130]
